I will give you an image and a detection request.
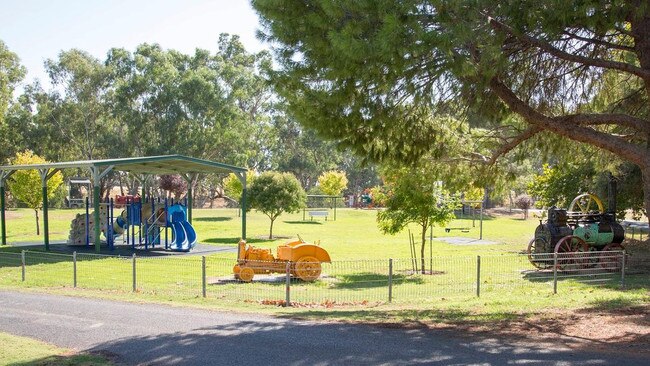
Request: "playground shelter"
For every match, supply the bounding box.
[0,155,248,253]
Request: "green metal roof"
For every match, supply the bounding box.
[0,154,246,175]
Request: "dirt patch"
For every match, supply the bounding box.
[393,306,650,357]
[292,305,650,357]
[505,307,649,356]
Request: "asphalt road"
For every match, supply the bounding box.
[0,290,645,366]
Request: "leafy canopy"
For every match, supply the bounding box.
[527,163,595,209]
[8,151,63,210]
[0,40,25,125]
[377,166,458,273]
[248,171,306,238]
[0,40,26,163]
[317,170,348,196]
[253,0,650,221]
[159,175,187,199]
[378,168,458,235]
[8,151,63,235]
[223,171,257,201]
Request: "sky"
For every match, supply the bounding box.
[0,0,267,86]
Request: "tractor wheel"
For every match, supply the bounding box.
[527,238,551,269]
[233,264,242,279]
[293,256,322,282]
[599,243,625,271]
[554,235,589,270]
[239,267,255,283]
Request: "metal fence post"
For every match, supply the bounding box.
[388,258,393,303]
[285,261,291,307]
[202,256,207,298]
[21,250,25,282]
[620,250,626,289]
[132,253,137,292]
[476,255,481,297]
[73,251,77,288]
[553,253,558,294]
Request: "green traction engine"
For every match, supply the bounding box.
[528,193,625,269]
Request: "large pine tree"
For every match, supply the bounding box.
[253,0,650,221]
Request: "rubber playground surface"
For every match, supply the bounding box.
[7,240,235,257]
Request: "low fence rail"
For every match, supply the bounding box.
[0,250,628,306]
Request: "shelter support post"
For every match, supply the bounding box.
[89,165,114,253]
[182,174,193,224]
[0,170,13,246]
[236,172,247,243]
[187,185,192,223]
[0,182,5,246]
[478,202,483,240]
[38,169,55,251]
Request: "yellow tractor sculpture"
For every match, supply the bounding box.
[233,236,331,282]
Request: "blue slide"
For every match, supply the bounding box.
[167,204,197,252]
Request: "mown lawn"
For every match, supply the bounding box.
[0,332,111,366]
[3,207,538,258]
[0,207,647,324]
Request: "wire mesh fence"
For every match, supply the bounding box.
[624,225,649,241]
[76,253,133,292]
[0,250,629,306]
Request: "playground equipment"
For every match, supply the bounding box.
[233,236,331,282]
[527,192,625,269]
[67,195,197,251]
[166,204,197,251]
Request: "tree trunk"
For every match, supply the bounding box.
[642,166,650,226]
[35,209,40,236]
[420,223,427,274]
[509,190,513,213]
[269,217,275,239]
[119,175,125,196]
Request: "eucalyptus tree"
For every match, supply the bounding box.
[41,49,120,161]
[269,111,343,188]
[0,40,26,163]
[106,35,275,202]
[254,0,650,222]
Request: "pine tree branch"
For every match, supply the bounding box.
[561,31,635,52]
[488,126,543,165]
[487,16,650,80]
[561,113,650,132]
[488,77,649,167]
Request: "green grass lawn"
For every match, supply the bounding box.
[3,207,538,258]
[0,332,111,366]
[0,207,647,324]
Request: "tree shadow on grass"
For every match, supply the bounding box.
[330,272,424,289]
[193,217,232,222]
[279,308,518,325]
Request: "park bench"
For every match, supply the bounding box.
[308,210,329,221]
[445,227,470,233]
